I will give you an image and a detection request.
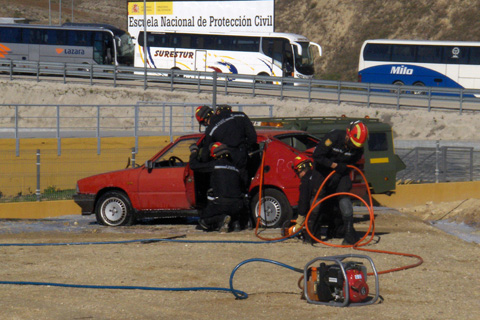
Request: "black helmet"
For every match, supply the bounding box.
[195,105,213,125]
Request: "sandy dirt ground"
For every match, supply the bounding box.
[0,207,479,320]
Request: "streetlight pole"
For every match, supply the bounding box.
[71,0,74,22]
[59,0,62,25]
[144,0,147,89]
[49,0,51,25]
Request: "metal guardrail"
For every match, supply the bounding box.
[1,60,480,114]
[396,145,480,183]
[0,102,274,156]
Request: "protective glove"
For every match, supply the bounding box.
[335,162,348,174]
[189,143,199,153]
[292,215,306,233]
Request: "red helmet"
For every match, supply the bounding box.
[210,142,230,158]
[195,105,213,125]
[347,121,368,148]
[292,154,312,173]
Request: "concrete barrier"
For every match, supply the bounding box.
[0,181,478,219]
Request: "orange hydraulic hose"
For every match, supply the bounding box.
[253,158,423,275]
[253,144,290,241]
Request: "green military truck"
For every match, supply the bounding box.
[252,116,406,194]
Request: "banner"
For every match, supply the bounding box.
[127,0,274,38]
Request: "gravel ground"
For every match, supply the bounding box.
[0,208,479,320]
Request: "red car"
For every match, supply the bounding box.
[73,129,366,227]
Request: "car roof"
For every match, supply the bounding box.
[177,128,314,141]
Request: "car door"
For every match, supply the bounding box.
[136,137,198,210]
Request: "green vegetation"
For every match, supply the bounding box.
[0,187,76,203]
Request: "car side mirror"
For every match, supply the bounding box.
[145,160,153,170]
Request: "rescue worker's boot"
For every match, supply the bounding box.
[341,216,358,245]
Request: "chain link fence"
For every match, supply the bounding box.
[0,146,161,202]
[396,145,480,183]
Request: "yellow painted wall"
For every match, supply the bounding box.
[373,181,480,208]
[0,200,80,219]
[0,136,174,197]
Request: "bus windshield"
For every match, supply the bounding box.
[293,42,315,76]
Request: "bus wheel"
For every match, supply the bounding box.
[255,72,272,84]
[168,67,183,78]
[412,82,426,95]
[391,80,405,94]
[250,189,292,228]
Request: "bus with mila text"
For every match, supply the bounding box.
[358,39,480,92]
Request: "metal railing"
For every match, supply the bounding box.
[396,145,480,183]
[0,102,274,156]
[1,60,480,114]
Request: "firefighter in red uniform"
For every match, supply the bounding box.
[311,120,369,245]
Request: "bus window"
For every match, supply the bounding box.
[67,30,92,46]
[469,47,480,64]
[216,35,234,51]
[364,43,391,61]
[235,37,260,52]
[416,45,442,63]
[0,27,21,42]
[391,45,415,62]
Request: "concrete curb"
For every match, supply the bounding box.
[0,181,478,219]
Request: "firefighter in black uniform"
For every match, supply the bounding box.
[312,120,369,245]
[189,142,246,232]
[290,154,323,243]
[201,105,257,173]
[195,104,257,230]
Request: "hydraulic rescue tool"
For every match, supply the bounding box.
[303,254,379,307]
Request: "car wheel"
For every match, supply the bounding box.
[250,189,292,228]
[95,191,134,226]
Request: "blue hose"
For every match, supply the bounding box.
[0,237,301,299]
[0,236,294,247]
[229,258,303,299]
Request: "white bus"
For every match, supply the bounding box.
[358,39,480,91]
[134,31,321,80]
[0,23,134,66]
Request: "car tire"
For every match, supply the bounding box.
[95,191,135,226]
[250,189,292,228]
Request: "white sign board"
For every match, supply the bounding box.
[127,0,274,38]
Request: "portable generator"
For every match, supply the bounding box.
[303,254,379,307]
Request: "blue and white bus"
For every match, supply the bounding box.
[358,39,480,91]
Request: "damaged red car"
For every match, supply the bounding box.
[73,129,366,227]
